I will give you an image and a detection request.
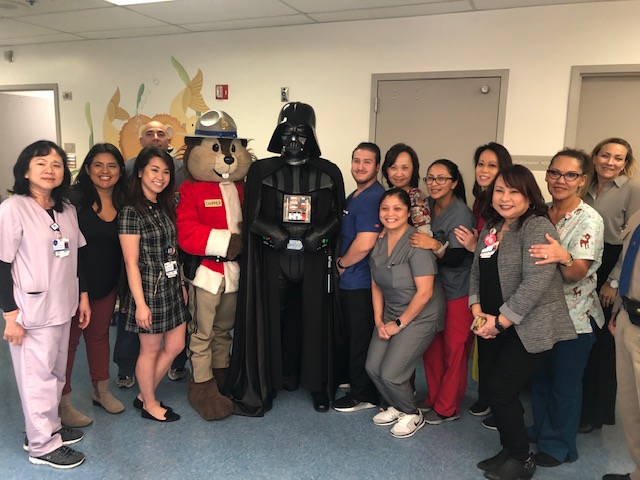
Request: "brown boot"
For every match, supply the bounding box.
[92,380,125,414]
[59,393,93,427]
[212,368,229,395]
[188,378,233,421]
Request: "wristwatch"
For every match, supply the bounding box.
[609,278,619,289]
[495,316,506,333]
[395,318,406,329]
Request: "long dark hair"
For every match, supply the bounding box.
[73,143,127,212]
[428,159,466,200]
[11,140,71,212]
[484,165,548,231]
[382,143,420,188]
[127,147,176,222]
[472,142,513,197]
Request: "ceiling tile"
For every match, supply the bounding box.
[0,0,109,18]
[77,24,188,39]
[0,18,61,39]
[183,14,314,32]
[281,0,457,14]
[0,32,83,47]
[128,0,299,24]
[308,1,471,22]
[17,6,166,32]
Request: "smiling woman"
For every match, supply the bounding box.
[119,146,188,423]
[60,143,129,429]
[470,165,576,479]
[580,137,640,434]
[0,140,89,469]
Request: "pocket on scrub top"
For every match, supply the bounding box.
[390,263,413,289]
[19,291,50,328]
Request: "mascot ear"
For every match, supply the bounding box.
[241,139,248,148]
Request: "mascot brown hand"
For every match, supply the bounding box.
[177,116,253,421]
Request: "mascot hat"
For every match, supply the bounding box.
[267,102,321,157]
[186,110,249,140]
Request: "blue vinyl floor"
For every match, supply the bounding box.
[0,325,634,480]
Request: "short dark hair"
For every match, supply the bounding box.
[484,165,548,230]
[472,142,513,198]
[382,143,420,189]
[127,147,176,222]
[352,142,381,165]
[11,140,71,212]
[428,159,466,200]
[378,187,412,219]
[73,143,127,212]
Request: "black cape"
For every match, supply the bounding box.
[226,156,346,416]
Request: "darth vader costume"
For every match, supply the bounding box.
[226,102,345,416]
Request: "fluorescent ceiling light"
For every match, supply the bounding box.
[105,0,175,6]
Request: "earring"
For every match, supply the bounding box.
[529,203,535,211]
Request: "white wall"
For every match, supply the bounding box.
[1,0,639,192]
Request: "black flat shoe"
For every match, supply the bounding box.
[578,421,602,433]
[311,392,330,412]
[133,397,173,412]
[533,451,562,467]
[141,408,180,422]
[477,449,509,471]
[484,455,535,480]
[282,376,299,392]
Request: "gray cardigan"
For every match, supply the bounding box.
[469,215,577,353]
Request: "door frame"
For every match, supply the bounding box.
[0,83,61,145]
[565,64,640,147]
[369,70,510,142]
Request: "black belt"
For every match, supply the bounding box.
[202,255,240,263]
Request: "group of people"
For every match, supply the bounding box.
[2,102,640,480]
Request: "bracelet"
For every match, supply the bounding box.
[434,240,449,256]
[560,253,574,267]
[337,258,346,269]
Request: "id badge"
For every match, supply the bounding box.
[53,237,70,258]
[283,194,311,223]
[480,242,499,259]
[164,260,179,278]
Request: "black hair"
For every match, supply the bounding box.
[73,143,127,212]
[127,147,176,222]
[382,143,420,188]
[352,142,381,165]
[484,165,548,230]
[428,159,466,200]
[378,187,412,225]
[11,140,71,212]
[472,142,513,198]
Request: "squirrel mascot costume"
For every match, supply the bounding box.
[176,110,252,420]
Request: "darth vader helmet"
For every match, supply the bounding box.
[267,102,321,163]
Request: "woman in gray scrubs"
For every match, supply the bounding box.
[365,188,445,439]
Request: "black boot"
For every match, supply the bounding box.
[484,455,536,480]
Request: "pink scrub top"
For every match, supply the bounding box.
[0,195,86,329]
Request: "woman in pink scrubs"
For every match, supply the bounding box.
[0,140,90,469]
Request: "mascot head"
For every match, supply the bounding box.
[182,110,253,184]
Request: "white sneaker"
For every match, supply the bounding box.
[390,411,425,438]
[372,406,402,426]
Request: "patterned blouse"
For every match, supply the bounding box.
[554,201,605,333]
[408,187,431,234]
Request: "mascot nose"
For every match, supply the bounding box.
[224,156,235,165]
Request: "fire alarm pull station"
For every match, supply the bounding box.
[215,85,229,100]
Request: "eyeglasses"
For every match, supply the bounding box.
[546,169,583,182]
[424,176,453,185]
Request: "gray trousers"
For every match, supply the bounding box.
[365,318,438,414]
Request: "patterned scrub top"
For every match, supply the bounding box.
[119,202,187,334]
[554,200,605,333]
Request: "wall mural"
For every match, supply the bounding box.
[85,57,211,158]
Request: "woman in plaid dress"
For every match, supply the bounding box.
[119,147,188,422]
